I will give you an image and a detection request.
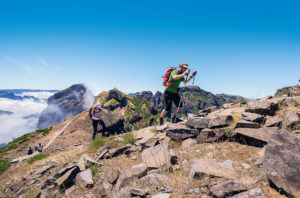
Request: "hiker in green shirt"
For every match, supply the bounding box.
[159,62,197,124]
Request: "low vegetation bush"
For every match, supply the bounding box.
[122,133,135,145]
[36,127,53,136]
[0,160,11,174]
[27,153,49,164]
[90,164,101,175]
[88,138,106,153]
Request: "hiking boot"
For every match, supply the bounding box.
[172,116,182,123]
[158,117,164,125]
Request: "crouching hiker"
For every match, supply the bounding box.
[27,147,33,155]
[89,103,109,139]
[159,62,197,125]
[37,143,43,152]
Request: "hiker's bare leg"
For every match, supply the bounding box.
[160,109,168,118]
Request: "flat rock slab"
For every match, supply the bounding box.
[37,164,54,175]
[233,127,279,143]
[242,112,264,124]
[141,142,170,169]
[115,163,147,191]
[181,138,197,149]
[210,180,247,198]
[187,117,210,129]
[152,193,171,198]
[264,115,282,127]
[130,187,148,197]
[76,169,94,188]
[235,120,260,129]
[189,158,238,179]
[55,166,79,189]
[102,166,119,184]
[246,99,279,116]
[282,111,300,129]
[208,115,233,129]
[197,127,229,143]
[106,144,131,159]
[166,123,199,141]
[231,187,266,198]
[138,173,171,188]
[263,130,300,198]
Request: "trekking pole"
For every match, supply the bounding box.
[187,75,196,114]
[178,74,189,115]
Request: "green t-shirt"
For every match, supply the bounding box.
[165,69,185,93]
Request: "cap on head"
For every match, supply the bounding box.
[96,102,102,108]
[179,62,188,68]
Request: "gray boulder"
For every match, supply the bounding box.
[187,117,210,129]
[282,111,300,129]
[263,130,300,197]
[241,112,264,124]
[235,120,260,129]
[141,142,170,169]
[233,127,279,143]
[197,127,229,143]
[264,115,282,127]
[210,180,246,198]
[166,123,199,141]
[76,169,94,188]
[208,115,233,129]
[245,99,278,115]
[138,173,171,188]
[230,187,266,198]
[189,158,238,179]
[55,166,80,189]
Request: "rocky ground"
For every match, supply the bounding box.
[1,87,300,198]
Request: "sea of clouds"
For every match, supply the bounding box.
[0,92,55,144]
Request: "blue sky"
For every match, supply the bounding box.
[0,0,299,98]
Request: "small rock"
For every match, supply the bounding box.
[166,123,199,141]
[132,155,137,160]
[76,169,94,188]
[181,138,197,149]
[223,160,232,166]
[185,187,201,194]
[231,187,266,198]
[241,112,264,124]
[141,142,170,169]
[187,117,210,129]
[36,164,54,175]
[102,166,119,184]
[151,193,171,198]
[241,163,251,169]
[208,115,233,129]
[235,120,260,129]
[210,180,246,198]
[130,187,148,197]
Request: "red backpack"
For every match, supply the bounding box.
[162,67,180,91]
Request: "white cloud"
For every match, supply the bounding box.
[0,96,51,143]
[16,91,56,100]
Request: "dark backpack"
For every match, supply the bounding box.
[89,107,94,118]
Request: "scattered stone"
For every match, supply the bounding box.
[233,127,279,143]
[241,112,264,124]
[135,132,155,146]
[130,187,148,197]
[156,123,169,132]
[57,165,76,177]
[208,115,233,129]
[210,180,247,198]
[132,155,137,160]
[102,166,119,184]
[169,149,178,165]
[282,111,300,129]
[115,163,147,190]
[181,138,197,149]
[97,146,109,160]
[37,164,54,175]
[241,163,251,169]
[141,142,170,169]
[185,187,201,194]
[189,158,238,179]
[55,166,80,189]
[263,130,300,198]
[151,193,171,198]
[102,178,113,191]
[264,115,282,127]
[197,127,229,143]
[76,169,94,188]
[246,99,279,115]
[187,117,210,129]
[106,144,131,159]
[235,120,260,129]
[166,123,199,141]
[223,160,233,166]
[41,176,56,189]
[138,173,171,188]
[77,155,86,172]
[231,187,266,198]
[247,147,265,166]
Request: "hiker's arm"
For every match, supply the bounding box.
[183,71,197,84]
[172,73,187,80]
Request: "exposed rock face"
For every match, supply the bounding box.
[187,117,210,129]
[282,111,300,129]
[235,120,260,129]
[210,180,246,198]
[233,127,279,143]
[208,115,233,129]
[166,124,199,141]
[197,127,229,143]
[141,142,170,169]
[263,130,300,197]
[264,115,282,127]
[275,84,300,97]
[76,169,94,188]
[231,187,266,198]
[189,158,238,179]
[38,84,94,129]
[241,112,264,124]
[245,99,279,116]
[55,166,80,189]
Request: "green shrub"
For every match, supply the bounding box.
[27,153,49,164]
[122,133,135,145]
[225,128,232,138]
[0,160,11,174]
[90,165,101,175]
[88,138,106,153]
[36,127,53,136]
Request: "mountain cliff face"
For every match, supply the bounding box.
[37,84,94,129]
[132,85,248,114]
[275,84,300,97]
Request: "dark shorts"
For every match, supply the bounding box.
[164,91,183,111]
